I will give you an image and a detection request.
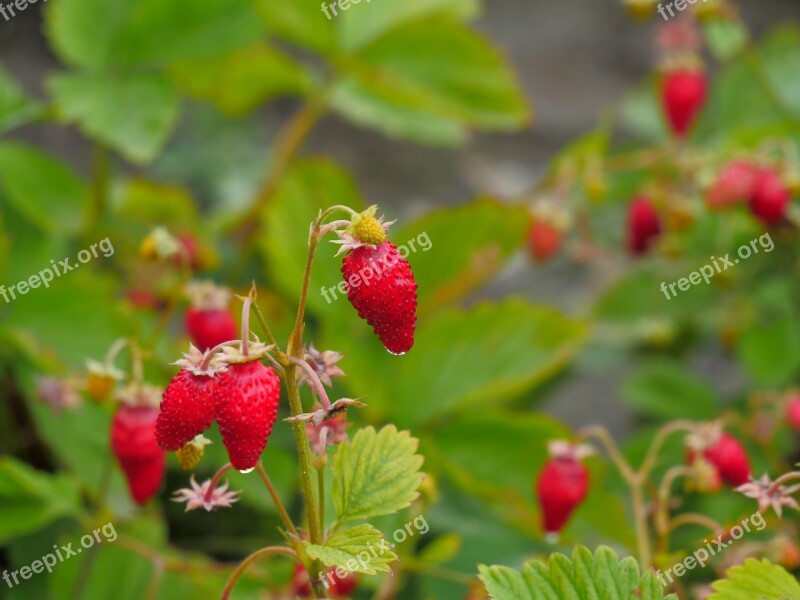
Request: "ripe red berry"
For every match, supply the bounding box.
[156,370,217,451]
[786,396,800,431]
[536,455,589,536]
[707,160,760,209]
[527,221,563,262]
[687,432,751,488]
[342,241,418,355]
[662,68,708,137]
[214,361,280,472]
[111,405,165,505]
[185,308,237,352]
[749,168,791,226]
[627,196,662,256]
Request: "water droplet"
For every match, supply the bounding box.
[386,348,406,356]
[238,467,255,474]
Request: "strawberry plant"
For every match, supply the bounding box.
[1,0,800,599]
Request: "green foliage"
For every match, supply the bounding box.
[303,524,397,575]
[332,425,424,523]
[0,457,81,544]
[622,360,719,420]
[479,546,677,600]
[709,558,800,599]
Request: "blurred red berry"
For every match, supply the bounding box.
[536,454,589,536]
[786,396,800,431]
[185,307,237,351]
[527,221,563,262]
[749,168,791,226]
[627,196,662,255]
[662,68,708,137]
[687,432,751,488]
[293,564,357,598]
[111,405,165,505]
[175,234,201,270]
[707,160,760,209]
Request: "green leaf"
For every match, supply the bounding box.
[332,425,424,522]
[736,317,800,386]
[759,25,800,119]
[331,19,531,145]
[46,0,262,71]
[48,72,180,164]
[0,457,81,544]
[395,199,529,313]
[303,524,397,576]
[622,360,719,420]
[258,159,364,316]
[116,178,198,227]
[0,142,87,234]
[330,300,588,427]
[0,65,44,134]
[337,0,479,52]
[709,558,800,599]
[703,20,749,62]
[479,546,677,600]
[168,42,313,116]
[254,0,335,55]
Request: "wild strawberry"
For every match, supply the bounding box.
[336,206,418,355]
[662,68,708,137]
[786,395,800,431]
[527,203,570,263]
[687,427,751,488]
[627,196,662,255]
[706,160,760,209]
[536,442,591,537]
[156,368,218,452]
[185,281,237,351]
[214,359,280,472]
[293,564,357,598]
[749,168,791,226]
[175,234,201,270]
[111,385,165,505]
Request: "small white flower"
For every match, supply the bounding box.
[172,475,241,512]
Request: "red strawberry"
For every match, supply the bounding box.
[536,455,589,535]
[627,196,662,255]
[527,221,563,262]
[687,432,751,487]
[707,160,760,209]
[293,564,357,598]
[786,396,800,431]
[749,168,791,226]
[111,405,165,505]
[156,369,217,451]
[185,308,237,352]
[214,361,280,472]
[342,241,418,355]
[662,68,708,137]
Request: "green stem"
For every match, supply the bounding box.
[317,465,326,527]
[255,462,299,540]
[221,546,297,600]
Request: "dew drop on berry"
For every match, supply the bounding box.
[238,467,255,474]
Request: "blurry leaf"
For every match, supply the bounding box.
[0,142,87,234]
[415,533,462,565]
[338,0,479,52]
[334,300,587,427]
[479,546,676,600]
[736,317,800,386]
[703,20,749,62]
[622,360,719,420]
[332,425,424,523]
[304,524,397,575]
[331,20,530,144]
[759,25,800,119]
[0,65,44,134]
[46,0,262,71]
[395,199,529,313]
[116,179,198,227]
[168,42,314,116]
[619,77,668,142]
[49,72,180,164]
[258,159,364,316]
[0,457,80,544]
[254,0,335,55]
[709,558,800,599]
